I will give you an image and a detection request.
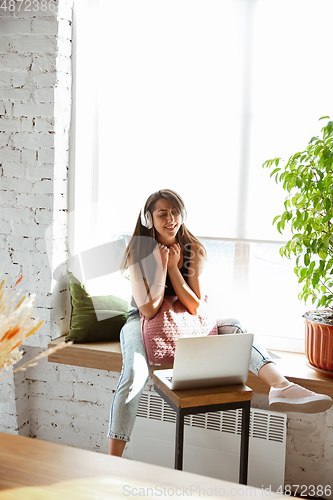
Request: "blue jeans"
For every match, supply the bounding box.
[107,309,272,442]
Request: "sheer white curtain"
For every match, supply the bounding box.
[94,0,247,240]
[71,0,333,349]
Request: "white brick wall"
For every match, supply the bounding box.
[26,355,154,454]
[0,0,68,438]
[0,3,332,496]
[0,1,59,304]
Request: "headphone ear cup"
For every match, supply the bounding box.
[141,205,153,229]
[145,210,153,230]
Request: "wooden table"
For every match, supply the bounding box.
[0,432,283,499]
[153,375,252,484]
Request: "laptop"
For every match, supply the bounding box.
[153,333,254,391]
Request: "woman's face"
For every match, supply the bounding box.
[152,198,182,243]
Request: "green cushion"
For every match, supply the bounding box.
[65,272,129,343]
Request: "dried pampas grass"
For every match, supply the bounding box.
[0,275,71,381]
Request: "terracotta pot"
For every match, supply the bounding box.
[304,311,333,372]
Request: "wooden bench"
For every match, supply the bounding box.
[47,336,333,398]
[47,336,172,374]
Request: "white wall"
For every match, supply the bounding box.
[0,2,332,496]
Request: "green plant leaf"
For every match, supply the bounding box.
[295,176,302,188]
[319,260,326,272]
[312,272,320,287]
[319,250,327,260]
[270,167,281,178]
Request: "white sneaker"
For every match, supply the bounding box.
[269,383,332,413]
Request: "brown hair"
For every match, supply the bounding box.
[122,189,206,277]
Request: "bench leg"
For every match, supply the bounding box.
[239,401,251,484]
[175,410,185,470]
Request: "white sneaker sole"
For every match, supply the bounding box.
[269,395,332,413]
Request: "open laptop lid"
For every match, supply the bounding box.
[154,333,254,391]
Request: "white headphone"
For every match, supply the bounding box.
[140,202,154,229]
[140,192,187,230]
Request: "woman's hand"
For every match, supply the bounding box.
[153,243,169,270]
[167,243,181,270]
[167,244,204,315]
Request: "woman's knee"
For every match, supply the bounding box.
[217,318,244,335]
[119,355,150,392]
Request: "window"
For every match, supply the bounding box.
[70,0,333,351]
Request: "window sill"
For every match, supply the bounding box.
[47,337,333,398]
[48,336,123,373]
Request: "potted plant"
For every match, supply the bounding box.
[263,116,333,374]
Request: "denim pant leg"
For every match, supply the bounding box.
[107,309,150,442]
[217,318,272,376]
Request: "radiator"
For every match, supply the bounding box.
[131,391,287,491]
